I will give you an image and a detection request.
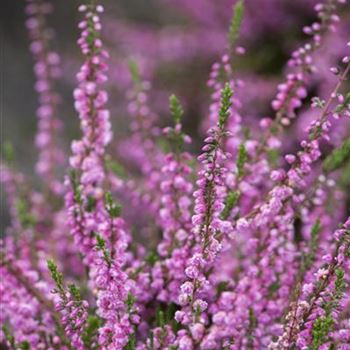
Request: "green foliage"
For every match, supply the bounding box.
[1,327,31,350]
[156,309,165,328]
[82,315,102,350]
[126,292,136,312]
[47,259,65,294]
[194,304,202,319]
[153,308,168,346]
[267,149,279,167]
[343,231,350,257]
[86,196,97,212]
[247,307,257,348]
[241,126,251,139]
[268,281,280,297]
[2,325,16,348]
[69,170,82,205]
[68,283,82,301]
[105,157,127,179]
[128,59,141,86]
[332,268,346,308]
[125,332,136,350]
[221,191,240,220]
[19,341,30,350]
[166,94,188,154]
[311,219,322,237]
[3,141,15,163]
[311,315,333,350]
[16,198,36,228]
[48,260,83,304]
[311,268,347,349]
[236,143,248,178]
[47,260,85,350]
[323,138,350,173]
[152,303,180,334]
[157,137,172,154]
[169,94,184,125]
[149,332,155,350]
[228,0,244,49]
[84,3,101,55]
[95,234,112,266]
[104,192,122,218]
[219,83,234,128]
[340,160,350,187]
[145,250,159,266]
[216,281,229,295]
[165,303,178,326]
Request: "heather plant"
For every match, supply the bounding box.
[1,0,350,350]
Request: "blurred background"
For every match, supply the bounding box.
[1,0,350,226]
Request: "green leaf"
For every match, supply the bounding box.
[69,170,82,205]
[236,143,248,178]
[125,332,136,350]
[126,292,136,312]
[228,0,244,49]
[267,149,279,167]
[165,303,178,324]
[340,160,350,187]
[95,234,112,266]
[104,192,122,218]
[149,332,155,350]
[157,137,171,154]
[3,141,15,163]
[16,198,36,228]
[2,325,16,348]
[156,309,165,328]
[311,219,321,238]
[82,315,102,349]
[247,309,257,348]
[310,267,347,349]
[68,283,82,301]
[311,315,333,349]
[219,83,234,128]
[47,259,64,294]
[19,341,30,350]
[86,196,97,212]
[221,191,240,220]
[323,138,350,173]
[169,94,184,124]
[145,250,159,266]
[268,281,279,297]
[216,281,229,295]
[128,59,141,86]
[105,157,127,179]
[334,268,346,302]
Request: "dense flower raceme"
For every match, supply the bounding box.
[1,0,350,350]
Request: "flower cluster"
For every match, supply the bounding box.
[1,0,350,350]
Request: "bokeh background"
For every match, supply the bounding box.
[1,0,350,226]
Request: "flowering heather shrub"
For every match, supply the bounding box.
[1,0,350,349]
